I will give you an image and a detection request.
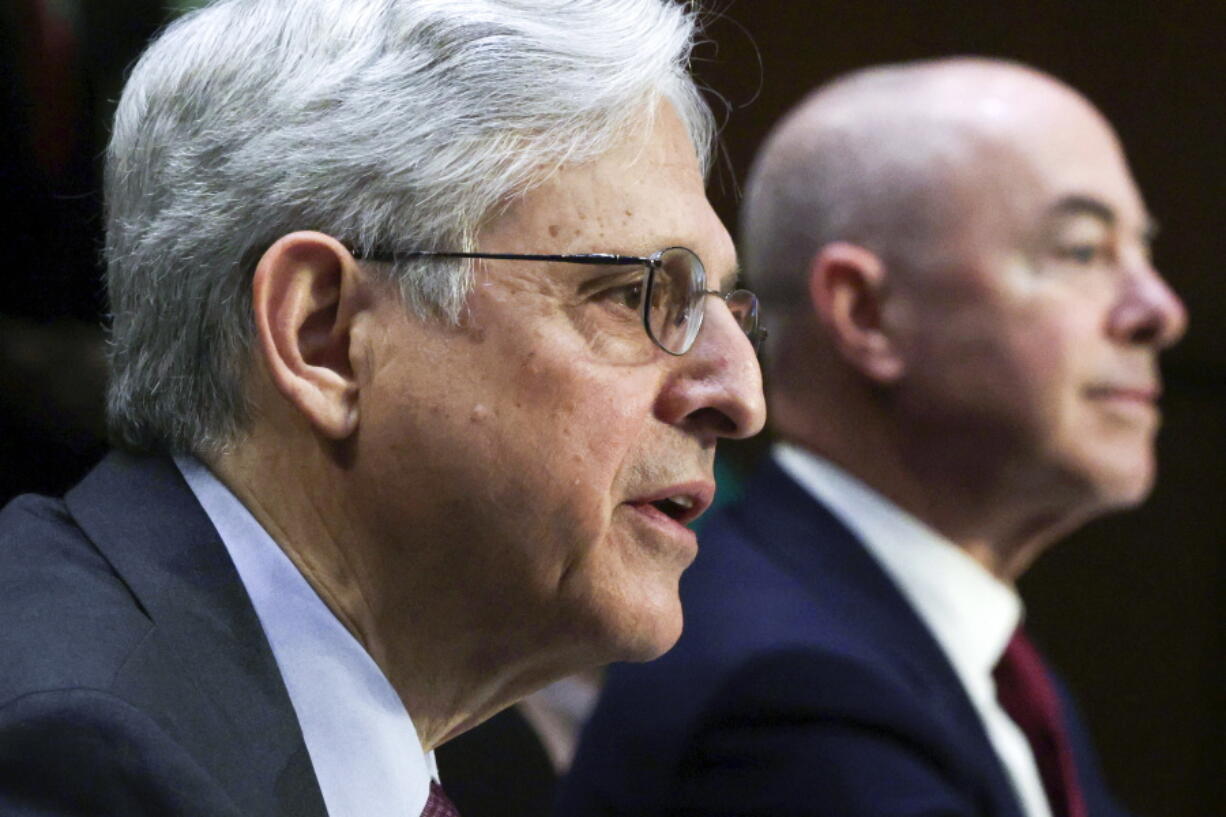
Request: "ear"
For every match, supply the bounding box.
[807,242,904,383]
[251,231,371,439]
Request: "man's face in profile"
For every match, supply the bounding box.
[894,94,1186,514]
[342,103,763,666]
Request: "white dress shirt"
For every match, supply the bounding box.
[774,443,1054,817]
[176,456,437,817]
[519,673,602,771]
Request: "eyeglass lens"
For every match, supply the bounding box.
[724,290,761,342]
[644,247,704,355]
[644,247,763,355]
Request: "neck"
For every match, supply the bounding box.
[773,393,1087,582]
[203,427,587,750]
[205,436,379,647]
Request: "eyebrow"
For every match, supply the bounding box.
[1048,194,1116,225]
[1045,194,1159,242]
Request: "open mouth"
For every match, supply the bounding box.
[649,495,696,522]
[629,482,713,528]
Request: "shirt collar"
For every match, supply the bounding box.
[175,456,437,817]
[773,443,1021,701]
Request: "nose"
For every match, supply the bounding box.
[1108,259,1188,350]
[653,299,767,442]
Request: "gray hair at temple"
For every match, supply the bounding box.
[105,0,715,455]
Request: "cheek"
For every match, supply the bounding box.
[466,341,659,532]
[902,299,1082,434]
[1009,322,1080,407]
[1013,302,1106,420]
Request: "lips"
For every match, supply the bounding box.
[1084,383,1162,403]
[626,482,715,528]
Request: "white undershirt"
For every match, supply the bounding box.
[176,456,437,817]
[774,443,1053,817]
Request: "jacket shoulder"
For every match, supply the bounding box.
[0,686,242,816]
[0,493,153,704]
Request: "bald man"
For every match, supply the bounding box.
[557,59,1185,817]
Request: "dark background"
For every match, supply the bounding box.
[2,2,1221,815]
[1,0,166,501]
[692,3,1223,816]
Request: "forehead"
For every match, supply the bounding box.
[479,104,736,284]
[981,91,1147,234]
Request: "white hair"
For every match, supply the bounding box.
[105,0,714,454]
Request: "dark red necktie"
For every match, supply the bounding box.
[421,780,462,817]
[993,628,1087,817]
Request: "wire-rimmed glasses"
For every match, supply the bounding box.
[351,245,765,356]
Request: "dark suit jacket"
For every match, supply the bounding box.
[0,452,328,816]
[436,705,557,817]
[556,459,1131,817]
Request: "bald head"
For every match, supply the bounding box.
[743,58,1116,337]
[744,58,1186,571]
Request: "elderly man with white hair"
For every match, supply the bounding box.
[0,1,766,815]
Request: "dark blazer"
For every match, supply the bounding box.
[436,705,557,817]
[0,452,328,817]
[556,459,1131,817]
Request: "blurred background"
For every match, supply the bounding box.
[1,2,1220,815]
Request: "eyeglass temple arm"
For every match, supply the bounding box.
[354,249,650,266]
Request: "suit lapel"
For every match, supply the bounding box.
[731,459,1025,817]
[65,452,328,817]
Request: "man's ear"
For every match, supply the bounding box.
[808,242,904,383]
[251,231,371,439]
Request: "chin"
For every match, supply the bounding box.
[1102,475,1155,510]
[625,615,685,663]
[586,591,685,665]
[1084,455,1157,512]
